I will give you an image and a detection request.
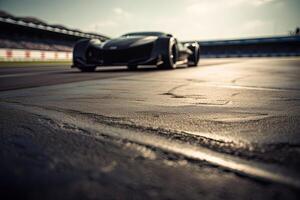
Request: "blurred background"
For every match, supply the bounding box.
[0,0,299,62]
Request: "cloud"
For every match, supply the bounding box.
[185,0,245,16]
[185,0,278,15]
[84,0,284,40]
[241,19,274,36]
[85,7,132,34]
[87,20,118,31]
[113,7,132,19]
[180,0,280,40]
[251,0,276,6]
[186,1,219,15]
[243,20,266,30]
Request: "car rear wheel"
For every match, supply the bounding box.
[158,42,177,70]
[188,48,199,67]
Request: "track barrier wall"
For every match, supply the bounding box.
[197,36,300,58]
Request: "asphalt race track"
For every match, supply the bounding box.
[0,58,300,199]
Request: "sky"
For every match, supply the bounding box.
[0,0,299,41]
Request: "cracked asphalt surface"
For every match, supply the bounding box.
[0,58,300,199]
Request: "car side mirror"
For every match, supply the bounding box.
[166,34,173,37]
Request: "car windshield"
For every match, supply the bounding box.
[121,32,166,37]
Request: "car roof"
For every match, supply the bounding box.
[121,32,167,37]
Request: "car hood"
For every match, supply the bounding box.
[102,36,158,50]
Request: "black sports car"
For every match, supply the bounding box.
[72,32,200,71]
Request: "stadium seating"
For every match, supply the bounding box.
[198,36,300,58]
[0,10,108,52]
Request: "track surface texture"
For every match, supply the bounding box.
[0,58,300,199]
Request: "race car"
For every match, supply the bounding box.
[72,32,200,71]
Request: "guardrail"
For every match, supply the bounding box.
[0,48,72,61]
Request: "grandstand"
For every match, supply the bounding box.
[0,10,109,52]
[198,36,300,58]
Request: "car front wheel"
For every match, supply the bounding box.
[127,65,138,71]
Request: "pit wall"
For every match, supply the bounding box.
[0,48,72,61]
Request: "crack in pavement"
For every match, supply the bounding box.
[2,100,300,189]
[231,75,251,84]
[161,84,190,98]
[0,99,297,163]
[161,83,242,105]
[186,78,300,92]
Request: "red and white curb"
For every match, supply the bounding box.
[0,48,72,61]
